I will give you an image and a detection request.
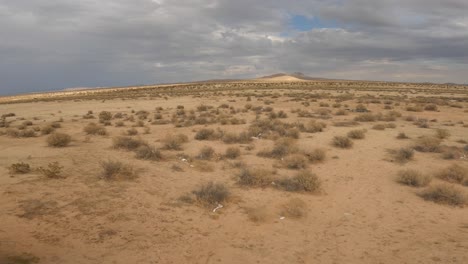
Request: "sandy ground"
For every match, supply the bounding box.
[0,84,467,264]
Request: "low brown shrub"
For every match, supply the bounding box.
[419,184,467,206]
[397,169,431,187]
[100,160,137,180]
[46,132,71,147]
[332,136,353,148]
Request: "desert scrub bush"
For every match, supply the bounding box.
[397,169,431,187]
[112,136,147,151]
[135,145,162,161]
[38,162,64,179]
[347,129,366,139]
[413,136,441,152]
[46,132,71,147]
[278,170,321,193]
[393,147,415,163]
[424,104,438,111]
[434,128,450,139]
[192,182,230,207]
[302,120,326,133]
[435,164,468,185]
[406,105,423,112]
[283,154,308,169]
[197,146,215,160]
[115,121,125,127]
[419,184,467,206]
[194,128,221,140]
[280,198,307,218]
[83,122,107,135]
[245,206,270,222]
[225,147,241,159]
[237,167,274,187]
[396,132,409,139]
[303,148,326,163]
[162,133,188,150]
[40,124,55,135]
[98,111,113,122]
[192,160,215,172]
[9,162,31,174]
[372,124,386,130]
[354,113,377,122]
[257,138,298,158]
[100,160,137,181]
[332,136,353,149]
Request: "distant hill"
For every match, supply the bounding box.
[259,72,331,81]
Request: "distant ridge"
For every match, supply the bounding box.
[259,72,331,81]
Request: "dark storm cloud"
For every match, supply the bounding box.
[0,0,467,95]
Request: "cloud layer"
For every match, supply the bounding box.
[1,0,467,94]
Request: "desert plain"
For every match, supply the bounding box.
[0,75,467,263]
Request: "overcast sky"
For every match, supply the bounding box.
[1,0,468,95]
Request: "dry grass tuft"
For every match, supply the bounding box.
[283,154,308,169]
[83,122,107,135]
[419,184,467,206]
[258,138,298,158]
[162,133,189,150]
[434,128,450,139]
[393,147,415,163]
[38,162,64,179]
[278,170,321,193]
[237,167,274,187]
[9,162,31,174]
[192,182,230,207]
[332,136,353,148]
[413,136,441,152]
[100,160,137,180]
[112,136,147,151]
[397,169,431,187]
[197,146,215,160]
[347,129,366,139]
[245,206,270,223]
[435,164,468,185]
[303,148,326,163]
[225,147,241,159]
[46,132,71,147]
[135,145,162,161]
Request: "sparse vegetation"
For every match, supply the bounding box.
[84,122,107,135]
[420,184,467,206]
[100,160,137,180]
[278,170,321,193]
[347,129,366,139]
[237,167,273,187]
[46,132,71,147]
[162,133,188,150]
[38,162,64,179]
[225,147,240,159]
[397,169,431,187]
[394,147,415,163]
[9,162,31,174]
[332,136,353,148]
[135,145,162,161]
[413,136,441,152]
[280,198,307,218]
[435,164,468,185]
[112,136,147,151]
[192,182,230,207]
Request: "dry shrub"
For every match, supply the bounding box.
[126,128,138,135]
[192,182,230,207]
[332,136,353,148]
[135,145,162,161]
[441,148,462,160]
[435,164,468,185]
[195,128,219,140]
[98,111,113,122]
[47,132,71,147]
[413,136,441,152]
[100,160,137,180]
[435,128,450,139]
[347,129,366,139]
[197,146,215,160]
[162,133,188,150]
[9,162,31,174]
[397,169,431,187]
[396,132,409,139]
[278,170,321,193]
[424,104,438,111]
[420,184,467,206]
[354,113,377,122]
[83,122,107,135]
[283,154,308,169]
[237,168,273,187]
[280,198,307,218]
[112,136,147,151]
[394,147,415,163]
[40,125,55,135]
[304,148,326,163]
[225,147,241,159]
[406,105,423,112]
[303,120,326,133]
[258,138,298,158]
[38,162,64,179]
